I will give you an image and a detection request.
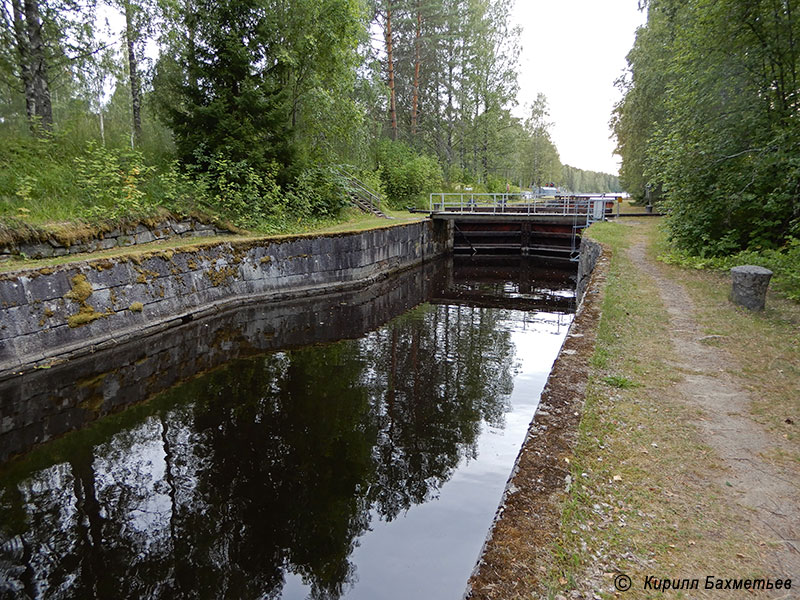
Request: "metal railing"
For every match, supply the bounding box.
[337,168,391,219]
[428,192,612,220]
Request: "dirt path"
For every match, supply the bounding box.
[627,231,800,580]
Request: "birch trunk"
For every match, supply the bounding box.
[125,1,142,146]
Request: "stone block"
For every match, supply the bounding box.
[22,242,55,259]
[89,262,134,290]
[0,280,27,308]
[193,221,215,231]
[23,270,75,302]
[134,230,155,245]
[138,256,173,279]
[172,221,193,235]
[730,265,773,311]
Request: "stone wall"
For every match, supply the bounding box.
[0,260,448,462]
[576,235,603,302]
[0,219,452,377]
[0,217,234,261]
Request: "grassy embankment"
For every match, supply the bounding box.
[540,219,798,598]
[0,207,423,275]
[0,134,428,268]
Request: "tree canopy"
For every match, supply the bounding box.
[0,0,621,230]
[613,0,800,255]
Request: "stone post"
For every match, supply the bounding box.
[730,265,773,311]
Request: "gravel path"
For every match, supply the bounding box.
[627,237,800,580]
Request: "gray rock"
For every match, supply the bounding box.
[172,221,192,235]
[730,265,773,311]
[134,230,155,245]
[23,243,55,259]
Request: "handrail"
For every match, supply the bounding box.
[428,192,615,220]
[336,167,390,219]
[339,169,382,207]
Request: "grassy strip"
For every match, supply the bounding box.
[0,208,424,274]
[650,232,800,451]
[543,221,776,598]
[657,228,800,302]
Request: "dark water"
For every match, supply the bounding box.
[0,256,575,600]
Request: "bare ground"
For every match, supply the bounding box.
[627,236,800,580]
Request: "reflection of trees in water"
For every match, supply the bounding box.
[366,305,514,521]
[0,303,515,599]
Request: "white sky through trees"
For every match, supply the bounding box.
[512,1,646,175]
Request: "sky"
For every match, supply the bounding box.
[511,1,647,175]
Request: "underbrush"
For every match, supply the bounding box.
[658,234,800,302]
[0,134,385,242]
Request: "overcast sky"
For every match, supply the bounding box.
[511,1,647,175]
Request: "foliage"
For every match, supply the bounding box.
[660,238,800,302]
[561,165,622,194]
[154,0,364,178]
[75,143,156,219]
[0,0,623,236]
[285,166,350,219]
[187,153,285,230]
[376,140,442,208]
[0,133,161,223]
[614,0,800,255]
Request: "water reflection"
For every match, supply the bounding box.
[0,256,575,599]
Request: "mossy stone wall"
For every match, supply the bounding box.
[0,220,452,377]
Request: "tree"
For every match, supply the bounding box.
[520,93,560,188]
[614,0,800,254]
[121,0,145,145]
[5,0,53,133]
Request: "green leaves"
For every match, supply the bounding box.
[376,140,442,208]
[75,143,156,219]
[615,0,800,255]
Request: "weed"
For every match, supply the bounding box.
[601,375,641,389]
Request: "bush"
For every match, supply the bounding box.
[75,143,156,219]
[286,166,349,218]
[376,140,442,208]
[660,237,800,302]
[190,151,285,230]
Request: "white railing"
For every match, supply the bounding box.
[428,193,612,219]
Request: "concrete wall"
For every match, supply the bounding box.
[0,260,449,462]
[0,219,452,378]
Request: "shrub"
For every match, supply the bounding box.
[75,143,156,219]
[660,237,800,302]
[286,166,349,218]
[191,152,285,229]
[376,140,442,208]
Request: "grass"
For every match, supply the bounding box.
[652,241,800,449]
[0,207,424,274]
[540,219,789,598]
[656,224,800,302]
[313,208,424,233]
